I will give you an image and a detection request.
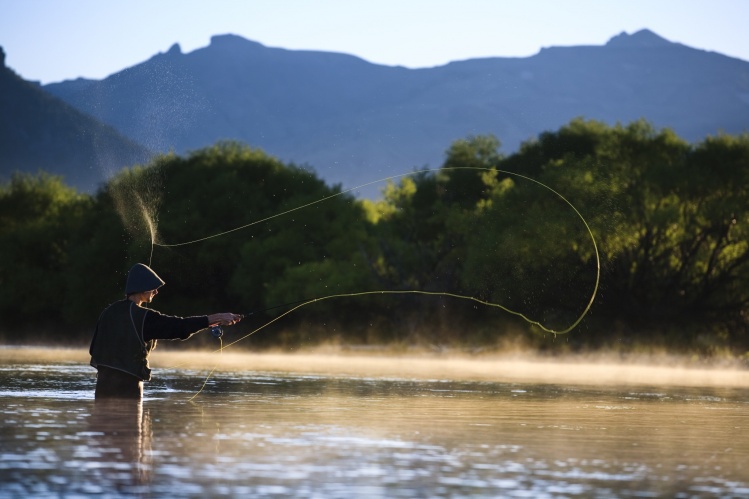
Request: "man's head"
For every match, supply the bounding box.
[125,264,165,301]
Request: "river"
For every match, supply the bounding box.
[1,348,747,497]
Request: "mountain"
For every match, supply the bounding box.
[0,48,152,192]
[34,30,749,194]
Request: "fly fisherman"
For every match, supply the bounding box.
[89,263,242,399]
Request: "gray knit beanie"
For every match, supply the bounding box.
[125,263,165,295]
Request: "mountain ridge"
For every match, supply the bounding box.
[7,30,749,195]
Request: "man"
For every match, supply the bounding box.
[90,263,242,399]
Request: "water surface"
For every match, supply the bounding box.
[1,360,748,497]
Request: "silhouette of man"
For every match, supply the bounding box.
[90,263,241,399]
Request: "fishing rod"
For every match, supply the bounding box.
[208,297,321,338]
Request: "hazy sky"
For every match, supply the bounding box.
[2,0,748,84]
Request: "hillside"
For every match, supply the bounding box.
[0,48,152,191]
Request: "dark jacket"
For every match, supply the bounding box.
[90,300,209,381]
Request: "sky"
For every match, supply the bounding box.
[2,0,748,85]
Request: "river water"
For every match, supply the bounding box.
[1,357,748,498]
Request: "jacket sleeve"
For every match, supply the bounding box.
[142,309,210,341]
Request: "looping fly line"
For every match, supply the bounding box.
[155,167,600,336]
[155,167,600,400]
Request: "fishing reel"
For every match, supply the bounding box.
[209,325,224,338]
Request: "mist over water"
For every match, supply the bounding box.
[1,350,748,497]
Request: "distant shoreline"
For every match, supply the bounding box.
[2,346,748,389]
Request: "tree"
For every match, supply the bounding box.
[0,173,93,329]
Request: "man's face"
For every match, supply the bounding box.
[141,289,158,303]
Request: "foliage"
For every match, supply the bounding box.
[0,173,94,327]
[1,124,748,354]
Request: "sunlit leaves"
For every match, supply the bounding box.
[2,122,747,350]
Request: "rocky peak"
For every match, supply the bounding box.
[606,29,674,48]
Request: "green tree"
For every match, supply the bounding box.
[497,119,749,349]
[370,137,504,293]
[0,173,92,331]
[362,136,507,342]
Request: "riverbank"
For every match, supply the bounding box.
[2,345,748,388]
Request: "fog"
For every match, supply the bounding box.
[3,346,747,388]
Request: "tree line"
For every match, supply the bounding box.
[1,119,747,355]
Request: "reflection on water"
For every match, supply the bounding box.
[1,362,748,497]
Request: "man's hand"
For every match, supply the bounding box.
[207,313,243,327]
